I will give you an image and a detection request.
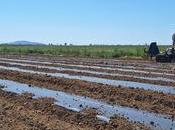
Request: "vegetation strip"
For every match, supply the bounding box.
[0,45,160,58]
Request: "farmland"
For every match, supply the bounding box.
[0,45,168,58]
[0,54,175,130]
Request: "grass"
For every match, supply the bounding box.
[0,45,168,58]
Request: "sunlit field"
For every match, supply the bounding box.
[0,45,168,58]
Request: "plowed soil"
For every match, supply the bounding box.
[0,54,175,130]
[0,89,148,130]
[0,69,175,117]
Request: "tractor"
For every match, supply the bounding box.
[155,47,175,62]
[145,33,175,63]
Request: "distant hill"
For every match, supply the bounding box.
[5,41,46,45]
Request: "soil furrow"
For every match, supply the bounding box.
[0,55,174,72]
[0,69,175,117]
[0,62,175,87]
[1,57,175,79]
[0,89,148,130]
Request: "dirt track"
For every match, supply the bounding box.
[0,54,175,130]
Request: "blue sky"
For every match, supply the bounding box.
[0,0,174,45]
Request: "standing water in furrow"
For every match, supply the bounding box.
[0,61,175,83]
[0,65,175,95]
[0,79,174,130]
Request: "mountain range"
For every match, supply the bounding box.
[5,41,46,45]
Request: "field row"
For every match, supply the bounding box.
[0,55,175,130]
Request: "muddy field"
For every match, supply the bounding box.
[0,54,175,130]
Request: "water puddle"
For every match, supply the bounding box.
[0,66,175,95]
[1,58,174,77]
[0,79,174,130]
[1,61,175,83]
